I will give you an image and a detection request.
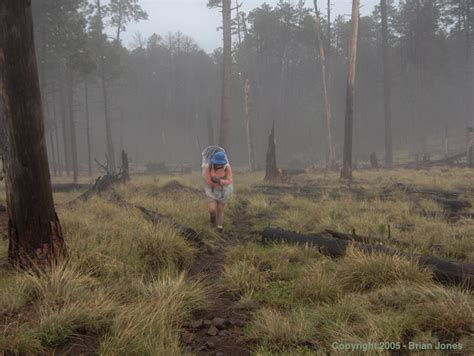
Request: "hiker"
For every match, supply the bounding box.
[203,150,233,233]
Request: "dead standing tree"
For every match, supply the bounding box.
[208,0,232,151]
[0,0,66,267]
[381,0,393,166]
[341,0,360,180]
[313,0,334,165]
[265,122,279,181]
[221,0,232,151]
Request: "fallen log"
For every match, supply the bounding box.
[136,206,203,246]
[52,183,92,192]
[67,155,130,206]
[395,151,467,169]
[323,229,411,248]
[262,228,474,288]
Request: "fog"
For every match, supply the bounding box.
[31,0,473,175]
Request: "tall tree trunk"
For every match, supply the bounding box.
[327,0,331,55]
[220,0,232,151]
[381,0,393,166]
[341,0,360,180]
[66,68,78,183]
[52,96,62,176]
[97,0,116,172]
[46,100,57,177]
[59,78,71,176]
[244,77,256,171]
[464,0,473,126]
[84,78,92,177]
[0,0,66,267]
[314,0,334,165]
[241,13,257,171]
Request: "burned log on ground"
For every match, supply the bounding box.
[281,169,307,176]
[395,151,467,169]
[323,229,410,248]
[262,228,474,288]
[52,183,92,192]
[136,206,203,246]
[68,155,130,206]
[380,183,472,219]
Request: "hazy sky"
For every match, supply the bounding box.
[120,0,380,52]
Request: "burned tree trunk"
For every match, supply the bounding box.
[468,127,473,168]
[220,0,232,151]
[265,121,278,181]
[66,68,79,183]
[96,0,116,173]
[59,79,71,176]
[84,78,92,177]
[244,77,256,171]
[0,0,66,267]
[121,150,130,182]
[341,0,360,180]
[381,0,393,167]
[370,152,379,169]
[262,228,474,288]
[313,0,334,165]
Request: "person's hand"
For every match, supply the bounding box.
[211,177,221,184]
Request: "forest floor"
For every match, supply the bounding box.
[0,168,473,355]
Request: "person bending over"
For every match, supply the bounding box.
[203,151,233,233]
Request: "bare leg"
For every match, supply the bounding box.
[216,202,225,228]
[208,201,217,225]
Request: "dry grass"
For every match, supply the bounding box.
[1,168,474,354]
[335,247,433,292]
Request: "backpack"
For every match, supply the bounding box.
[201,146,230,177]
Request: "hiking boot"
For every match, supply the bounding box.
[210,214,216,226]
[217,226,224,234]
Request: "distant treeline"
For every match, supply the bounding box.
[32,0,473,173]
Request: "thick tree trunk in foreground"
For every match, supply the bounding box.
[341,0,360,180]
[314,0,334,165]
[262,228,474,288]
[0,0,66,267]
[220,0,232,151]
[265,121,278,181]
[381,0,393,166]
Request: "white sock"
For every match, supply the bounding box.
[217,225,223,229]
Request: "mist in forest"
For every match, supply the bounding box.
[30,0,473,175]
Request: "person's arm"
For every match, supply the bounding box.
[220,164,233,185]
[204,165,213,186]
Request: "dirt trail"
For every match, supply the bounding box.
[184,199,253,356]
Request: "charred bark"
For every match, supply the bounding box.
[313,0,334,165]
[262,228,474,288]
[66,68,79,183]
[220,0,232,151]
[0,0,66,267]
[265,121,279,181]
[341,0,360,180]
[84,78,92,177]
[381,0,393,166]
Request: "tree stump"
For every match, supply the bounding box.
[264,121,279,181]
[370,152,379,169]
